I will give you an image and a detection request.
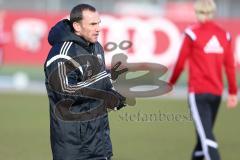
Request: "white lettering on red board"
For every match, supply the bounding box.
[99,15,181,66]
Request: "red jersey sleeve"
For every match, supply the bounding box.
[224,34,238,95]
[169,34,192,85]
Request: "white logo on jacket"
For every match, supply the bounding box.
[204,35,223,54]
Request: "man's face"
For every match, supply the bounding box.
[76,10,101,43]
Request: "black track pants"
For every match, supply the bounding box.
[188,93,221,160]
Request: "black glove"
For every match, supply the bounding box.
[110,61,128,81]
[108,89,126,110]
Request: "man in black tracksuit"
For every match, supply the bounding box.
[44,4,125,160]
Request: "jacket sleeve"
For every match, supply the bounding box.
[67,68,82,85]
[169,34,192,85]
[224,35,238,95]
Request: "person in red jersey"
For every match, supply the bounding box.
[169,0,238,160]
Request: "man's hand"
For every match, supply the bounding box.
[108,89,126,110]
[110,61,128,81]
[227,94,238,108]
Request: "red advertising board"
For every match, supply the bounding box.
[1,11,240,68]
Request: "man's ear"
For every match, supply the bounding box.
[72,22,81,33]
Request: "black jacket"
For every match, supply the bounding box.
[44,19,113,160]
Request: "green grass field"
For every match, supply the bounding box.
[0,93,240,160]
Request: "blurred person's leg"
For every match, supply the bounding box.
[191,133,204,160]
[189,93,221,160]
[208,95,221,160]
[210,96,221,127]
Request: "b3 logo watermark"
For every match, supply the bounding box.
[46,41,172,122]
